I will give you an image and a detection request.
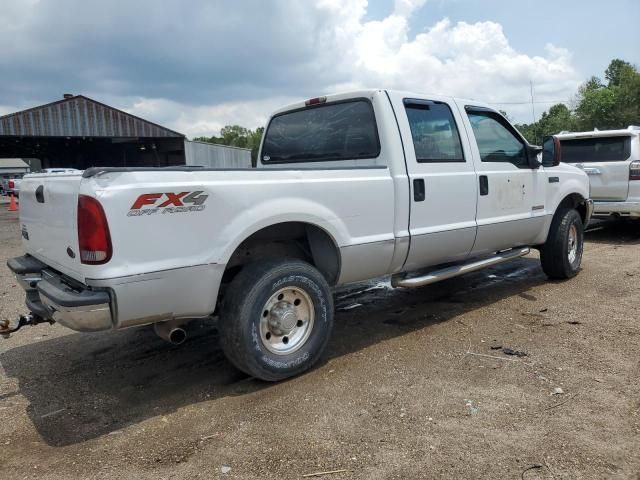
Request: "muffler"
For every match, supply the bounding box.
[154,320,188,345]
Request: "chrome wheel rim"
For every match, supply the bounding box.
[259,287,315,355]
[568,224,578,264]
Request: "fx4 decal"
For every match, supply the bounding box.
[128,191,208,216]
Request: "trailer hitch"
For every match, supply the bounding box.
[0,314,54,338]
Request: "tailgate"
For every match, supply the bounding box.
[571,160,631,201]
[19,172,84,281]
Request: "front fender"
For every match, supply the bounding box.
[534,165,590,245]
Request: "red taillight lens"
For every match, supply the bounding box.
[77,195,112,264]
[630,161,640,181]
[8,180,14,189]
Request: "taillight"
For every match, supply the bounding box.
[77,195,112,264]
[630,161,640,181]
[8,180,14,189]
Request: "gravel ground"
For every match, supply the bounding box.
[0,208,639,479]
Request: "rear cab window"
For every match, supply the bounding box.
[261,99,380,164]
[559,137,631,163]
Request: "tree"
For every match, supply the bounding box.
[605,58,633,87]
[516,59,639,140]
[612,62,640,126]
[538,103,575,136]
[575,60,640,130]
[194,125,264,165]
[575,86,620,130]
[582,75,604,92]
[515,103,575,144]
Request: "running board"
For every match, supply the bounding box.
[391,247,531,288]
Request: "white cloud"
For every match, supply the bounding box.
[393,0,428,17]
[324,8,580,121]
[0,0,582,134]
[124,96,297,139]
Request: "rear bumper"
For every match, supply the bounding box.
[8,255,225,332]
[592,200,640,218]
[7,255,113,332]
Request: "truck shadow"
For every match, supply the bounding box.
[1,255,552,447]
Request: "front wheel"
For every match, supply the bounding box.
[539,208,584,279]
[219,258,334,381]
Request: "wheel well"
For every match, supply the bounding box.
[223,222,341,287]
[558,193,587,224]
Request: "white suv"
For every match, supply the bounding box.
[556,126,640,218]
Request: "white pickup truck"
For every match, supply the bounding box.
[6,90,592,381]
[554,126,640,218]
[6,170,78,198]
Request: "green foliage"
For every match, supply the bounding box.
[194,125,264,165]
[575,85,619,130]
[582,75,604,92]
[516,103,576,144]
[514,59,639,144]
[605,59,633,87]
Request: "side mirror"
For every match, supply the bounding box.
[527,145,542,169]
[542,136,561,167]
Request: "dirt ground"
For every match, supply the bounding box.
[0,206,638,480]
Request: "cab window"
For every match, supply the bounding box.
[404,101,465,163]
[467,111,527,167]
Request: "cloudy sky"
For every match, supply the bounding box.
[1,0,638,137]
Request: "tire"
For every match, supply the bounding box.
[539,208,584,279]
[219,258,334,381]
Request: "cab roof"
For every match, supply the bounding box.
[269,89,494,117]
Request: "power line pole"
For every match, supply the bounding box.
[530,80,538,144]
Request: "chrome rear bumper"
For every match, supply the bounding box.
[7,255,113,332]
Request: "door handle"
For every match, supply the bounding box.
[583,167,601,175]
[479,175,489,196]
[35,185,45,203]
[413,179,425,202]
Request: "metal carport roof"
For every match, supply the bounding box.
[0,95,184,138]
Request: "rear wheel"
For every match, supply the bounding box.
[540,208,584,279]
[219,258,334,381]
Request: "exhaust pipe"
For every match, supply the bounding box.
[154,320,187,345]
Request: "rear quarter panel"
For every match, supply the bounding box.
[82,168,396,281]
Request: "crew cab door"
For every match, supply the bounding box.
[459,105,547,254]
[560,135,633,201]
[388,93,478,271]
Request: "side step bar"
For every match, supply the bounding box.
[391,247,530,288]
